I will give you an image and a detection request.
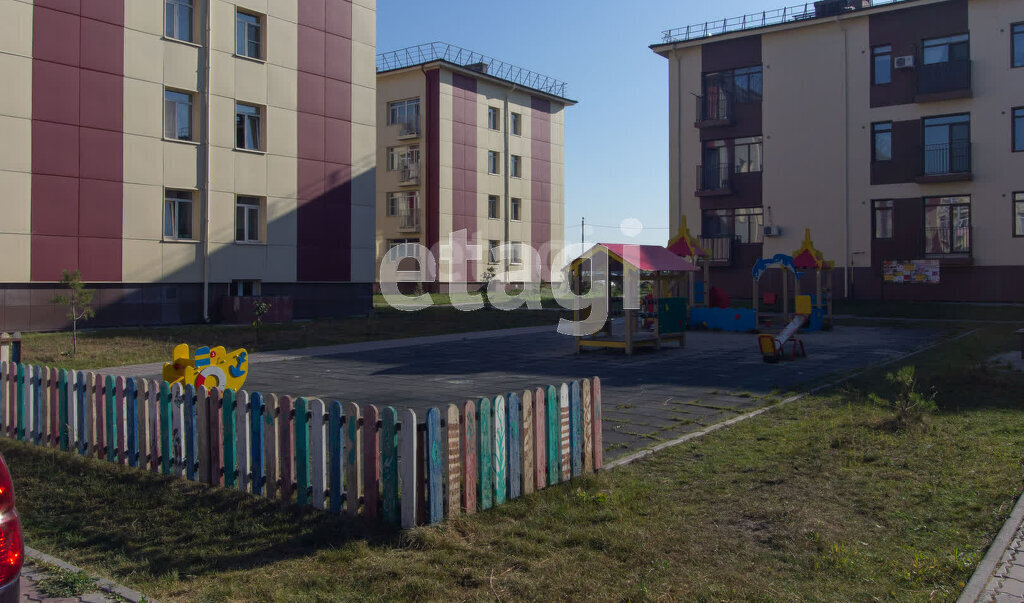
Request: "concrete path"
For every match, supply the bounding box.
[113,324,939,460]
[20,546,154,602]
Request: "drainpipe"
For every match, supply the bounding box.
[838,16,851,299]
[201,0,212,322]
[676,50,684,230]
[503,85,516,277]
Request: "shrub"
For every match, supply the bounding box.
[869,365,937,429]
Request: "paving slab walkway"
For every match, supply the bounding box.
[960,490,1024,602]
[110,323,940,460]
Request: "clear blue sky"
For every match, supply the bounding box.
[376,0,771,248]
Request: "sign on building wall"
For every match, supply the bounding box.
[882,260,940,284]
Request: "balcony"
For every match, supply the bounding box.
[924,225,971,261]
[916,141,972,183]
[699,235,733,265]
[694,93,732,128]
[398,208,420,232]
[916,59,971,101]
[398,163,420,185]
[696,164,732,196]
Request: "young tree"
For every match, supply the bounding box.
[252,298,272,345]
[51,270,95,356]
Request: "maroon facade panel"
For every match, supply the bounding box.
[530,97,552,282]
[701,35,761,73]
[871,119,922,184]
[425,69,441,260]
[451,73,478,282]
[31,2,124,282]
[296,0,352,282]
[869,0,968,108]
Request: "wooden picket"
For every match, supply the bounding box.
[460,400,477,514]
[478,397,493,511]
[444,403,460,518]
[0,362,603,529]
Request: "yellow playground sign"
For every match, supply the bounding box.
[162,344,249,390]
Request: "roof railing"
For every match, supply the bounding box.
[659,0,918,44]
[377,42,568,98]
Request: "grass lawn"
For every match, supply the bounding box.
[19,307,562,371]
[3,325,1022,601]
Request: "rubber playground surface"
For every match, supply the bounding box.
[128,322,938,460]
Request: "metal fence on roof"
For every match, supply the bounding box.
[659,0,918,44]
[376,42,568,98]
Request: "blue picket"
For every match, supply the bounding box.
[184,384,197,479]
[74,372,86,455]
[126,378,138,467]
[294,397,309,506]
[15,363,24,441]
[250,392,264,494]
[57,369,68,452]
[159,381,171,473]
[507,392,521,500]
[425,407,443,524]
[570,380,582,478]
[328,400,343,513]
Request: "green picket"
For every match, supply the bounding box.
[294,397,310,506]
[478,397,493,511]
[223,389,237,488]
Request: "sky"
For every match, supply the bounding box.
[376,0,774,248]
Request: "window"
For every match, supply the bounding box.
[165,0,193,42]
[1014,23,1024,68]
[386,239,420,263]
[510,155,521,178]
[235,196,261,242]
[873,200,894,239]
[235,11,263,59]
[231,280,260,297]
[388,99,420,134]
[872,122,892,162]
[386,191,419,228]
[924,196,970,255]
[164,189,194,240]
[488,151,500,175]
[488,195,500,219]
[488,240,500,264]
[922,33,969,65]
[1014,108,1024,152]
[733,136,762,173]
[235,103,262,150]
[511,198,521,221]
[510,112,521,135]
[703,66,763,105]
[510,241,523,265]
[1014,193,1024,236]
[163,90,193,141]
[387,146,420,171]
[701,207,763,243]
[923,113,969,174]
[872,45,892,85]
[488,107,500,131]
[700,139,729,190]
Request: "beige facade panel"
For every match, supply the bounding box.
[163,42,202,92]
[162,240,203,282]
[234,58,269,106]
[267,16,298,69]
[122,183,163,242]
[123,28,163,84]
[351,82,376,128]
[267,154,298,198]
[266,105,298,157]
[124,0,163,36]
[265,196,298,246]
[0,171,31,235]
[0,115,31,173]
[0,0,33,59]
[0,52,31,119]
[267,64,298,109]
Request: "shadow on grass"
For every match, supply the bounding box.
[1,438,403,583]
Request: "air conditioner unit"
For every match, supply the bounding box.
[894,55,915,69]
[763,225,782,237]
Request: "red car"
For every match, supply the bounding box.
[0,453,22,602]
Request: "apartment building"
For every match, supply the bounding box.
[375,43,574,288]
[0,0,376,330]
[653,0,1024,301]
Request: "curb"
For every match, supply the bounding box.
[25,546,157,603]
[957,489,1024,603]
[607,328,980,470]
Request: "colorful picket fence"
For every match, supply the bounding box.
[0,361,602,528]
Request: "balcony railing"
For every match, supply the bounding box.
[924,226,971,257]
[698,235,733,265]
[395,120,420,137]
[695,93,732,125]
[917,59,971,96]
[696,164,732,194]
[398,208,420,231]
[921,141,971,177]
[399,163,420,184]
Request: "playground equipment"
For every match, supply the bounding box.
[752,229,834,331]
[162,343,249,390]
[569,243,699,355]
[668,217,757,331]
[758,295,811,362]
